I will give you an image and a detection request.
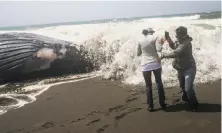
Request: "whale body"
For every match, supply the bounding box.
[0,32,93,83]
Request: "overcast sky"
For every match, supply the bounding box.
[0,1,221,27]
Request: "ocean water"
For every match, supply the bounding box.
[0,11,221,115]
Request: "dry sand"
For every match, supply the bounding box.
[0,78,221,133]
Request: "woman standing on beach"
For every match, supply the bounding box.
[161,26,199,111]
[137,28,166,112]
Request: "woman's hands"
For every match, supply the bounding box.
[158,37,166,45]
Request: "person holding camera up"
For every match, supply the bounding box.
[161,26,199,111]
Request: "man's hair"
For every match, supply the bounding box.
[176,26,187,37]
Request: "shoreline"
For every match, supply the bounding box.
[0,78,220,133]
[0,73,98,116]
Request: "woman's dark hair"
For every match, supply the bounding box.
[142,29,148,35]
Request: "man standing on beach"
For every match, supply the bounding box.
[161,26,199,111]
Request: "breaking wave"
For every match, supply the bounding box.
[26,15,221,87]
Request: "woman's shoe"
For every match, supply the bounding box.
[147,106,154,112]
[187,102,199,112]
[191,102,199,112]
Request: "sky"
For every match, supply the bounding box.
[0,1,221,27]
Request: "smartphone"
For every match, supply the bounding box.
[165,31,169,38]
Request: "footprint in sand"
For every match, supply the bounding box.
[87,111,106,116]
[70,118,85,123]
[41,122,55,128]
[115,108,143,120]
[86,119,100,126]
[108,105,124,112]
[6,128,24,133]
[46,97,52,100]
[97,124,110,133]
[125,97,138,103]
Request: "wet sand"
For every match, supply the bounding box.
[0,78,221,133]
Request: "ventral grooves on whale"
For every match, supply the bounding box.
[0,32,93,83]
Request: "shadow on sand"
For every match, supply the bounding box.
[162,103,221,112]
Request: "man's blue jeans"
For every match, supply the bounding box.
[177,67,198,106]
[142,68,165,108]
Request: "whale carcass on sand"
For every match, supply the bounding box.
[0,32,93,83]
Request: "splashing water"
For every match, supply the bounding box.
[25,15,221,87]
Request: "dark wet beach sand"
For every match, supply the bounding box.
[0,78,221,133]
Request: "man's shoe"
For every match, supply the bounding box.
[161,104,166,110]
[188,102,199,112]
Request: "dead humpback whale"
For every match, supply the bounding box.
[0,32,93,83]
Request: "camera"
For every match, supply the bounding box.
[165,31,170,39]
